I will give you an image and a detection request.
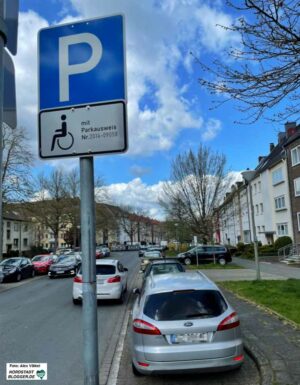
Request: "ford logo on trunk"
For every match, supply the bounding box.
[184,322,193,327]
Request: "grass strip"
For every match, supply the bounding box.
[221,279,300,326]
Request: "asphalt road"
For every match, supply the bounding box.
[0,251,140,385]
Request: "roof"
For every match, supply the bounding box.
[95,259,119,265]
[145,272,217,294]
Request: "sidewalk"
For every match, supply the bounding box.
[224,289,300,385]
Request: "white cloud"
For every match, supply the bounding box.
[130,165,152,177]
[102,178,166,220]
[201,118,222,141]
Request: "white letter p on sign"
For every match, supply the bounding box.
[59,33,102,102]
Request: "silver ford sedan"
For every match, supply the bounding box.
[131,271,244,375]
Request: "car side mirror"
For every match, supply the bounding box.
[124,267,128,272]
[133,288,140,295]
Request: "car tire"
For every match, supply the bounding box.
[184,257,192,266]
[118,290,125,304]
[218,257,227,266]
[16,273,22,282]
[49,276,54,279]
[73,298,81,305]
[132,362,144,377]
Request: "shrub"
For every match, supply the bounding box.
[274,236,292,250]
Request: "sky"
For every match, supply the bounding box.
[15,0,285,219]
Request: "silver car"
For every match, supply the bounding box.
[131,272,244,375]
[140,250,162,272]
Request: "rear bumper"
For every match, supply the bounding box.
[132,341,244,375]
[132,351,244,375]
[73,284,122,300]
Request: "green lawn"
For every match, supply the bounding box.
[221,279,300,326]
[186,263,243,270]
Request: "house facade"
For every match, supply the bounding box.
[218,122,297,246]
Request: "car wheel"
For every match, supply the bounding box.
[218,257,227,266]
[16,273,22,282]
[124,283,127,293]
[118,290,125,304]
[73,298,81,305]
[184,257,192,265]
[132,362,144,377]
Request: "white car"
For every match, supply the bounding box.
[72,259,128,305]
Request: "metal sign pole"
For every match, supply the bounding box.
[80,156,99,385]
[0,0,5,260]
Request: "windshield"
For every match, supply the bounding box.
[144,290,227,321]
[0,258,21,267]
[32,256,49,262]
[56,255,76,264]
[143,252,161,259]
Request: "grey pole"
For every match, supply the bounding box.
[247,183,261,280]
[80,156,99,385]
[0,0,5,260]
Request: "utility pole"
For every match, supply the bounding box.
[242,170,261,280]
[80,157,99,385]
[0,1,5,260]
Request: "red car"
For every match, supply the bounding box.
[95,248,105,259]
[32,255,54,274]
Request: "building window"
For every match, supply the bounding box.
[260,203,263,214]
[262,226,265,232]
[291,146,300,166]
[7,221,10,228]
[23,224,28,232]
[277,223,288,236]
[297,213,300,231]
[14,223,19,231]
[6,230,10,240]
[258,181,261,193]
[294,178,300,196]
[255,205,259,215]
[254,183,257,194]
[23,238,28,247]
[272,168,284,185]
[13,238,18,247]
[257,226,261,233]
[46,234,48,239]
[275,196,286,210]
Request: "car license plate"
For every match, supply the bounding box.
[97,278,105,284]
[170,333,208,344]
[57,270,64,274]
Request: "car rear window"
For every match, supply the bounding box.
[151,264,184,275]
[96,265,116,275]
[143,290,227,321]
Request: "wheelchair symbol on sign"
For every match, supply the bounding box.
[51,114,74,151]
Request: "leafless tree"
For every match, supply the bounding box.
[117,206,148,245]
[2,125,34,202]
[196,0,300,122]
[160,145,229,244]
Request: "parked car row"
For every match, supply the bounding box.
[132,257,244,376]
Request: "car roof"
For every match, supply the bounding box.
[145,272,218,294]
[95,259,118,265]
[148,259,182,265]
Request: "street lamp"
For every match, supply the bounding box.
[174,223,179,251]
[241,170,261,280]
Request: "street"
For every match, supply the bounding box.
[0,251,139,385]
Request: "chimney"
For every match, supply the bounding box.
[270,143,275,152]
[285,121,297,137]
[278,132,286,143]
[258,156,265,163]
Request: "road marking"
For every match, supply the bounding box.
[106,309,130,385]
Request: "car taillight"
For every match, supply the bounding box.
[73,276,82,283]
[107,275,121,283]
[217,312,240,331]
[133,319,161,335]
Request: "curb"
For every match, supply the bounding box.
[99,264,140,385]
[243,335,274,385]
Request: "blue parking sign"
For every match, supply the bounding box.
[38,15,126,110]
